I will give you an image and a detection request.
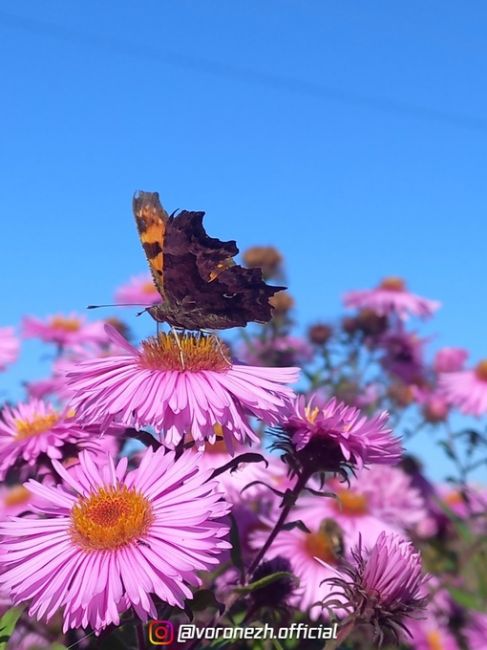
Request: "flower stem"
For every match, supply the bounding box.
[136,621,147,649]
[248,472,307,575]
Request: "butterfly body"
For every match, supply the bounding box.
[133,192,285,330]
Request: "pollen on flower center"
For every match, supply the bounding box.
[15,413,59,439]
[475,360,487,382]
[139,332,230,372]
[426,629,444,650]
[49,316,82,332]
[71,485,153,551]
[379,276,406,292]
[336,489,369,515]
[304,531,337,563]
[3,485,30,507]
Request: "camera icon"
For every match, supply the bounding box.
[148,620,175,646]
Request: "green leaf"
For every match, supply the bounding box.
[50,644,69,650]
[0,606,24,650]
[233,571,293,595]
[448,586,484,610]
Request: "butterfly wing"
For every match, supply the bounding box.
[133,192,168,299]
[162,210,285,328]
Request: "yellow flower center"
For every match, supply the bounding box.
[3,485,31,507]
[49,316,82,332]
[71,485,153,551]
[304,531,337,563]
[379,277,406,292]
[140,333,230,372]
[305,405,320,423]
[475,360,487,382]
[142,281,158,294]
[426,630,444,650]
[335,489,369,515]
[15,412,59,440]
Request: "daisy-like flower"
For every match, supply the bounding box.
[22,314,108,347]
[0,399,102,480]
[379,330,425,384]
[412,386,450,423]
[343,277,440,321]
[239,335,314,368]
[406,618,460,650]
[0,326,19,370]
[296,465,425,547]
[114,273,160,306]
[0,485,37,519]
[274,395,402,478]
[0,447,231,633]
[66,325,299,452]
[249,517,346,619]
[433,347,468,373]
[322,532,429,644]
[439,360,487,416]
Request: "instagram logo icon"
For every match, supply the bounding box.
[148,620,174,645]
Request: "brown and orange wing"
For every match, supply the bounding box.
[132,192,169,299]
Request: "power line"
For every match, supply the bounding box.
[1,8,487,132]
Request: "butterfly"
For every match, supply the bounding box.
[133,191,285,330]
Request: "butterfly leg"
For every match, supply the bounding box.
[201,329,232,367]
[170,327,186,369]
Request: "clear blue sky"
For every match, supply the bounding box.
[1,1,486,480]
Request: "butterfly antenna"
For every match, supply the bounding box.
[87,303,152,310]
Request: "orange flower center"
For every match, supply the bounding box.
[49,317,82,332]
[140,333,230,372]
[444,491,463,507]
[71,485,153,551]
[379,277,406,292]
[426,630,444,650]
[304,530,337,563]
[15,412,59,440]
[475,360,487,382]
[335,489,369,515]
[3,485,31,507]
[142,281,158,294]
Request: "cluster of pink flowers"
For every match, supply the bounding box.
[0,270,483,650]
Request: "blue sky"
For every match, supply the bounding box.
[1,1,486,480]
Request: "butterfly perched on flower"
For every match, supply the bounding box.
[133,191,285,330]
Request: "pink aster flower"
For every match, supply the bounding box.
[439,360,487,416]
[465,612,487,650]
[0,326,19,370]
[322,532,429,644]
[22,313,108,347]
[114,273,160,306]
[0,485,37,519]
[0,447,230,633]
[406,619,460,650]
[249,517,345,619]
[0,399,103,480]
[238,335,314,367]
[343,277,440,320]
[412,386,450,423]
[66,325,299,453]
[379,330,425,384]
[296,465,425,547]
[275,394,402,477]
[433,347,468,373]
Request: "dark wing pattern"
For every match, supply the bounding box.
[160,210,284,329]
[133,191,285,330]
